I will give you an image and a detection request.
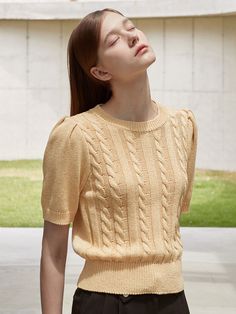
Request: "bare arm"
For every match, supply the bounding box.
[40,220,70,314]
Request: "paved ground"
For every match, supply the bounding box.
[0,227,235,314]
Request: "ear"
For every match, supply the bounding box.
[90,66,112,82]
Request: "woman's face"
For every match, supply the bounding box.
[91,12,156,83]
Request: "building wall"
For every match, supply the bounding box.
[0,16,236,170]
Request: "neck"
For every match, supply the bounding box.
[102,71,157,122]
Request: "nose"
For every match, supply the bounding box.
[129,33,139,47]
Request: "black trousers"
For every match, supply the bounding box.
[71,287,190,314]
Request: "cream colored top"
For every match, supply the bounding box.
[41,99,198,295]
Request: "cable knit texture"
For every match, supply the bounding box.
[41,99,198,295]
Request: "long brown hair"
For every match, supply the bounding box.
[67,8,124,116]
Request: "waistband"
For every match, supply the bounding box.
[76,258,184,295]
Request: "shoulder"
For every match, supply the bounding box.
[43,113,91,170]
[179,108,197,125]
[47,113,88,146]
[179,108,198,136]
[161,105,198,153]
[162,104,196,120]
[163,104,197,130]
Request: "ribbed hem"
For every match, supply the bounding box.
[89,99,169,132]
[76,259,184,295]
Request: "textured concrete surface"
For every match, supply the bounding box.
[1,0,236,20]
[0,227,235,314]
[1,16,236,171]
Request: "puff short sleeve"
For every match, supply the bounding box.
[41,116,90,225]
[180,109,198,213]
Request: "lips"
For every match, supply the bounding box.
[135,44,148,56]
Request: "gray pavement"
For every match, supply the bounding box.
[0,227,235,314]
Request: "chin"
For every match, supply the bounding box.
[149,55,156,65]
[143,54,156,68]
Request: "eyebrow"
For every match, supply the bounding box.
[103,17,130,45]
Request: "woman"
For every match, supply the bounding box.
[40,7,197,314]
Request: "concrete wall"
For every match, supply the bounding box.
[0,15,236,170]
[1,0,236,19]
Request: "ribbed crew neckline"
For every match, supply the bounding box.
[90,99,169,132]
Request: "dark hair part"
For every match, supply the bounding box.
[67,8,124,116]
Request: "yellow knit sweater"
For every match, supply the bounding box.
[41,99,198,295]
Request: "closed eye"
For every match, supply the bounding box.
[110,38,119,46]
[110,27,136,46]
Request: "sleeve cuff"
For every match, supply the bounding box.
[42,208,75,225]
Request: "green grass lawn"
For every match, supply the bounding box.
[181,169,236,226]
[0,160,235,227]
